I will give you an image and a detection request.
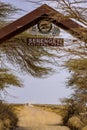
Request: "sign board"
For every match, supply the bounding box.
[27,38,64,46]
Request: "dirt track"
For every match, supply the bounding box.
[15,105,70,130]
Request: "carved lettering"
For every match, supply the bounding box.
[27,38,64,46]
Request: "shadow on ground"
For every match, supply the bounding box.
[15,126,32,130]
[47,123,63,126]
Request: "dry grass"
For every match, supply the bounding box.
[33,104,65,116]
[68,116,84,130]
[0,102,18,130]
[82,126,87,130]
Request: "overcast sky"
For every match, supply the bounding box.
[1,0,74,104]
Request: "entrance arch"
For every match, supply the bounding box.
[0,4,86,44]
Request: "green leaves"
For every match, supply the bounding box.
[0,1,23,28]
[0,68,22,91]
[0,33,58,78]
[66,59,87,89]
[65,59,87,114]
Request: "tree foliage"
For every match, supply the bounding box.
[0,1,87,128]
[0,2,16,19]
[0,3,23,128]
[58,0,87,25]
[0,1,19,28]
[0,1,59,78]
[62,59,87,126]
[23,0,87,25]
[66,59,87,106]
[52,0,87,126]
[0,34,58,78]
[0,1,22,98]
[0,68,22,91]
[58,0,87,110]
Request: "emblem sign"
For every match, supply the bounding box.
[27,19,64,46]
[38,20,52,34]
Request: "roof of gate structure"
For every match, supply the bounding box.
[0,4,87,44]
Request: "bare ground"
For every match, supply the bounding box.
[15,105,70,130]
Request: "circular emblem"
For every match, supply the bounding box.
[38,20,52,34]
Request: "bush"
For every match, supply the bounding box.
[80,113,87,125]
[82,126,87,130]
[68,116,84,130]
[0,102,18,129]
[61,98,86,125]
[0,120,4,130]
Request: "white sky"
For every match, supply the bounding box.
[1,0,74,104]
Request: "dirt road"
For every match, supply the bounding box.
[15,105,70,130]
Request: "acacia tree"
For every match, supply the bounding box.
[58,0,87,25]
[0,1,19,27]
[0,2,22,129]
[55,0,87,125]
[57,0,87,107]
[0,68,22,97]
[0,1,22,98]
